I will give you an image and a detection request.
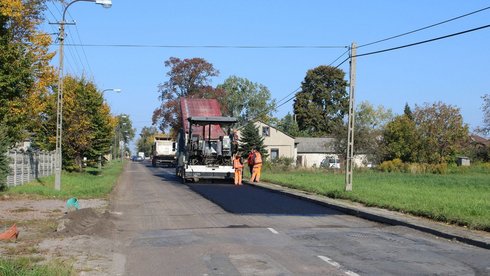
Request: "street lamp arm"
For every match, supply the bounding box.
[62,0,111,21]
[62,0,93,21]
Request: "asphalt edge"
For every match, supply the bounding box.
[245,180,490,250]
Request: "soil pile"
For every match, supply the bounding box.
[55,208,115,238]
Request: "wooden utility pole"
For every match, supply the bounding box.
[345,42,357,191]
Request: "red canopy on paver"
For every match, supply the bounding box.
[180,98,226,139]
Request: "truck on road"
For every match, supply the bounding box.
[151,136,176,167]
[176,98,238,183]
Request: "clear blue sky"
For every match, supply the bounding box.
[41,1,490,152]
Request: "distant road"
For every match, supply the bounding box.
[111,161,490,275]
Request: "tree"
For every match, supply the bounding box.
[136,126,159,157]
[383,114,418,162]
[217,76,277,126]
[331,101,393,164]
[0,0,55,143]
[477,94,490,136]
[403,102,413,120]
[276,112,307,137]
[239,122,267,159]
[153,57,221,135]
[37,76,116,171]
[293,65,349,136]
[0,123,10,191]
[113,114,135,159]
[413,102,468,164]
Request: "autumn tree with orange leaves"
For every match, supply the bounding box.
[0,0,56,144]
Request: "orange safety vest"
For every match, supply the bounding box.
[233,158,243,169]
[254,152,262,165]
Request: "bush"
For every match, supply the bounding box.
[0,124,10,191]
[378,159,447,174]
[268,157,295,171]
[378,158,404,172]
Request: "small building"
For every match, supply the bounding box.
[456,156,470,166]
[295,137,369,168]
[295,137,337,168]
[236,121,296,161]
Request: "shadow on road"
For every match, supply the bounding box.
[189,183,341,216]
[150,167,341,216]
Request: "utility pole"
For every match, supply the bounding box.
[54,20,65,191]
[345,42,357,191]
[53,0,112,191]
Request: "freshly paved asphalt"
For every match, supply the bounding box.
[110,161,490,275]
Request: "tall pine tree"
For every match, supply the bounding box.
[239,122,267,158]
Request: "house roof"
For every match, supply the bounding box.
[470,134,490,146]
[295,137,336,153]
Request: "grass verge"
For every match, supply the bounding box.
[2,160,124,199]
[0,257,74,276]
[260,164,490,231]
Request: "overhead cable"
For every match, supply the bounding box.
[57,43,347,49]
[358,6,490,48]
[355,24,490,58]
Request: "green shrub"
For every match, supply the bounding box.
[379,159,448,174]
[268,157,295,172]
[0,124,10,191]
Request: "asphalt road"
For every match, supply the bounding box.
[111,161,490,275]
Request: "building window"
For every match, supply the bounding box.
[271,148,279,160]
[262,126,270,137]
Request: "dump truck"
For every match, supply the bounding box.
[175,98,238,183]
[151,136,176,167]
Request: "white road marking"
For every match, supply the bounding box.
[318,255,341,269]
[345,271,361,276]
[267,227,279,234]
[318,255,360,276]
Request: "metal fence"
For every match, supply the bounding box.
[6,150,56,187]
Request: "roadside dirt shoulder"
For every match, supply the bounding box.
[0,196,118,275]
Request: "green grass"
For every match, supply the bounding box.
[261,165,490,231]
[2,160,124,199]
[0,257,74,276]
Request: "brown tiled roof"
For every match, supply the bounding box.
[470,134,490,146]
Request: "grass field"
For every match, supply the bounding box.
[259,165,490,231]
[2,160,124,199]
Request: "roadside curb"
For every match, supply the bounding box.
[245,180,490,250]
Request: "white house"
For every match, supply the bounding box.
[295,137,369,168]
[237,121,296,161]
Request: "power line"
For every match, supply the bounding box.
[276,95,296,109]
[276,24,490,116]
[358,6,490,48]
[276,87,300,105]
[355,24,490,58]
[56,43,347,49]
[328,48,350,66]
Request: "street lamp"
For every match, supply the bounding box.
[102,88,122,95]
[101,88,122,102]
[54,0,112,191]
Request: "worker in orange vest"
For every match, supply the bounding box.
[247,150,254,176]
[250,147,262,182]
[233,153,244,185]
